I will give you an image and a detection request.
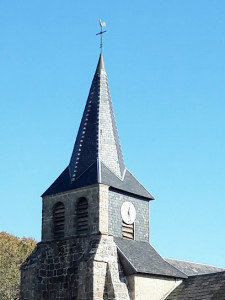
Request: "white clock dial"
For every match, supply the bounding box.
[121,202,136,225]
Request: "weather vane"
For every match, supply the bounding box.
[96,19,107,53]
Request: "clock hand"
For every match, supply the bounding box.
[128,207,130,216]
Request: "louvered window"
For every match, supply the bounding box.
[122,221,134,240]
[77,197,88,234]
[53,202,65,239]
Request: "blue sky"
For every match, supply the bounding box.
[1,1,225,267]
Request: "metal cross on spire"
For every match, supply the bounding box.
[96,19,107,53]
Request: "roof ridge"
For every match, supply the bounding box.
[71,160,98,182]
[99,160,126,182]
[187,270,225,278]
[164,257,225,269]
[126,169,155,200]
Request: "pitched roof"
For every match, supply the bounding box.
[165,258,225,276]
[114,237,187,278]
[42,54,153,199]
[166,271,225,300]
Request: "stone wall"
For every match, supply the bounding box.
[42,185,100,242]
[108,189,149,242]
[21,183,155,299]
[20,235,131,300]
[42,184,150,244]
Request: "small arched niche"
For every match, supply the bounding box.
[53,202,65,239]
[77,197,88,235]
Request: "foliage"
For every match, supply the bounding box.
[0,232,37,300]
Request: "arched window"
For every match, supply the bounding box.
[77,197,88,234]
[53,202,65,239]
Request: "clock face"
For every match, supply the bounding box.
[121,202,136,225]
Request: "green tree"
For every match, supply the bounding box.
[0,232,36,300]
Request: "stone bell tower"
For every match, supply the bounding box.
[21,53,185,300]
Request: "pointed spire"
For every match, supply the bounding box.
[43,54,153,200]
[69,54,125,182]
[96,53,105,73]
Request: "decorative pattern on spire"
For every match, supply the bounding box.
[69,54,125,182]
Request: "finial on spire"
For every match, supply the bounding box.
[96,19,107,53]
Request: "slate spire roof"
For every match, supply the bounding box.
[43,54,153,199]
[69,54,125,182]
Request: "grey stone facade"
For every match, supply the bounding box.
[42,185,101,242]
[21,183,150,299]
[42,184,149,244]
[108,189,149,242]
[21,235,130,300]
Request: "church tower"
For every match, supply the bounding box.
[20,53,186,300]
[41,53,153,243]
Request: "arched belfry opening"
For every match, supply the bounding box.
[53,202,65,239]
[77,197,88,235]
[122,221,134,240]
